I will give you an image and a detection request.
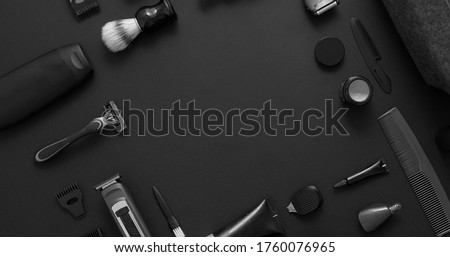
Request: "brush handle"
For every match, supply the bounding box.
[135,0,177,31]
[34,118,103,163]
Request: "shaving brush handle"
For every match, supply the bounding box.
[34,119,103,163]
[135,0,177,31]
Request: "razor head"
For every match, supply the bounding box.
[95,173,121,191]
[102,101,126,134]
[56,182,85,219]
[304,0,339,15]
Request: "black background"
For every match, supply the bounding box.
[1,0,450,237]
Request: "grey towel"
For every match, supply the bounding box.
[382,0,450,94]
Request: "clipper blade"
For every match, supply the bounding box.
[69,0,100,21]
[56,182,85,219]
[94,173,121,191]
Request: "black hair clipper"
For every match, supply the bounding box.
[0,44,93,130]
[94,174,151,237]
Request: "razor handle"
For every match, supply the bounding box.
[99,181,151,237]
[34,118,103,163]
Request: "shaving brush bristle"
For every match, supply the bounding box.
[101,18,142,53]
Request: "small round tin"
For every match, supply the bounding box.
[315,37,345,67]
[340,76,373,105]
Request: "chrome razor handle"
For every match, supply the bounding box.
[34,118,104,163]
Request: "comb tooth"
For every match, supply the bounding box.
[72,1,100,21]
[57,183,79,198]
[83,228,103,237]
[409,173,450,236]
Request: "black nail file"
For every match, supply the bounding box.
[378,107,450,236]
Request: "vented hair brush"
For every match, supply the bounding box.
[101,0,177,52]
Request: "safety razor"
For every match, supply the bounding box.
[94,174,151,237]
[34,100,126,163]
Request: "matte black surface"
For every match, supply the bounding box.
[1,0,450,237]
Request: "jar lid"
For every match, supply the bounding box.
[315,37,345,67]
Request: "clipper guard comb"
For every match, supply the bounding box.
[69,0,100,21]
[83,228,104,237]
[56,182,85,219]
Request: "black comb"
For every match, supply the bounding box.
[56,182,85,219]
[83,228,104,237]
[378,107,450,236]
[69,0,100,21]
[287,186,323,215]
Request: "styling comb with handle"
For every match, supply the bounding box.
[378,107,450,236]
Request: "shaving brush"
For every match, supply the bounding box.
[101,0,177,53]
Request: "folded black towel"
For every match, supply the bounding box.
[382,0,450,94]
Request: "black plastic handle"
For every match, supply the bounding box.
[34,119,103,163]
[135,0,177,31]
